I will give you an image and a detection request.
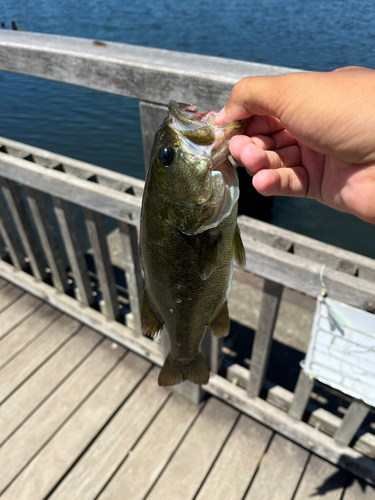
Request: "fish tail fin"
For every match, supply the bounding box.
[158,352,210,386]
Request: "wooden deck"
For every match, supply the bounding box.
[0,280,374,500]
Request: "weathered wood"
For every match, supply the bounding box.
[308,408,342,435]
[334,401,370,446]
[247,279,283,397]
[52,197,94,307]
[0,338,124,495]
[210,335,224,374]
[238,216,375,288]
[1,351,149,500]
[0,186,26,269]
[83,208,120,320]
[0,153,142,226]
[196,415,273,500]
[354,433,375,460]
[205,374,375,485]
[0,31,297,111]
[139,102,168,173]
[118,220,143,332]
[343,479,375,499]
[0,314,78,404]
[0,293,42,345]
[49,367,167,500]
[289,369,314,420]
[24,186,69,292]
[0,283,24,313]
[0,326,101,445]
[0,136,145,194]
[147,397,238,500]
[244,434,309,500]
[0,294,51,368]
[98,393,200,500]
[0,177,47,280]
[294,455,347,500]
[0,258,164,366]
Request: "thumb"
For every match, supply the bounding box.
[215,74,296,126]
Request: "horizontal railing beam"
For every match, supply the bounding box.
[0,31,297,110]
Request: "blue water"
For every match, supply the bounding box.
[1,0,375,257]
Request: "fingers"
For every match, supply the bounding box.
[230,135,301,174]
[252,167,308,198]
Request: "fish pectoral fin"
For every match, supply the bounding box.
[158,352,210,386]
[141,290,163,338]
[233,224,246,269]
[210,300,230,338]
[198,232,220,281]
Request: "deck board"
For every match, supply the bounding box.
[244,434,309,500]
[195,415,273,500]
[0,313,80,403]
[0,302,60,368]
[1,352,151,500]
[294,455,347,500]
[146,398,239,500]
[0,326,102,445]
[98,392,202,500]
[0,284,373,500]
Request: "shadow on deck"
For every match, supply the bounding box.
[0,279,374,500]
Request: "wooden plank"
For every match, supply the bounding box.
[334,401,370,446]
[24,186,69,292]
[0,313,79,403]
[294,455,347,500]
[1,351,150,500]
[139,102,168,173]
[205,374,375,485]
[98,393,200,500]
[0,31,296,111]
[244,434,308,500]
[238,215,375,282]
[354,433,375,460]
[0,290,40,343]
[248,279,283,397]
[0,185,26,269]
[147,398,238,500]
[289,370,314,420]
[195,415,273,500]
[343,479,375,499]
[308,408,342,435]
[0,276,7,289]
[0,136,145,194]
[52,197,94,307]
[118,220,143,332]
[50,368,169,500]
[0,258,164,367]
[0,338,124,495]
[0,153,142,226]
[83,207,120,320]
[0,301,58,367]
[0,326,102,445]
[0,283,24,312]
[0,177,47,280]
[48,369,170,500]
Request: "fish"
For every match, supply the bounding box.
[139,100,248,386]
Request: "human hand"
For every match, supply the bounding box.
[215,67,375,224]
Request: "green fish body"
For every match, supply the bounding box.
[139,101,247,386]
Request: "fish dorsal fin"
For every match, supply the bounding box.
[233,224,246,268]
[198,232,220,281]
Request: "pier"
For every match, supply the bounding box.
[0,31,375,499]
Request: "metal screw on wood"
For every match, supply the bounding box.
[365,302,375,313]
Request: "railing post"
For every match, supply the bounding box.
[334,401,370,446]
[289,369,314,420]
[139,102,168,174]
[118,221,143,333]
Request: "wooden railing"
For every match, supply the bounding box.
[1,31,375,484]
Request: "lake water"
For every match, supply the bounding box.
[1,0,375,257]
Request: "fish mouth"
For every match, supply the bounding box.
[168,100,249,168]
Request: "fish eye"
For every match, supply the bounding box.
[157,145,174,166]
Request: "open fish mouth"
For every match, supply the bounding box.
[168,100,249,168]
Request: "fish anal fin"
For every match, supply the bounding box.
[233,224,246,269]
[210,300,230,338]
[158,352,210,386]
[141,290,163,338]
[198,232,220,281]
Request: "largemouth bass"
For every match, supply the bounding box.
[139,101,248,386]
